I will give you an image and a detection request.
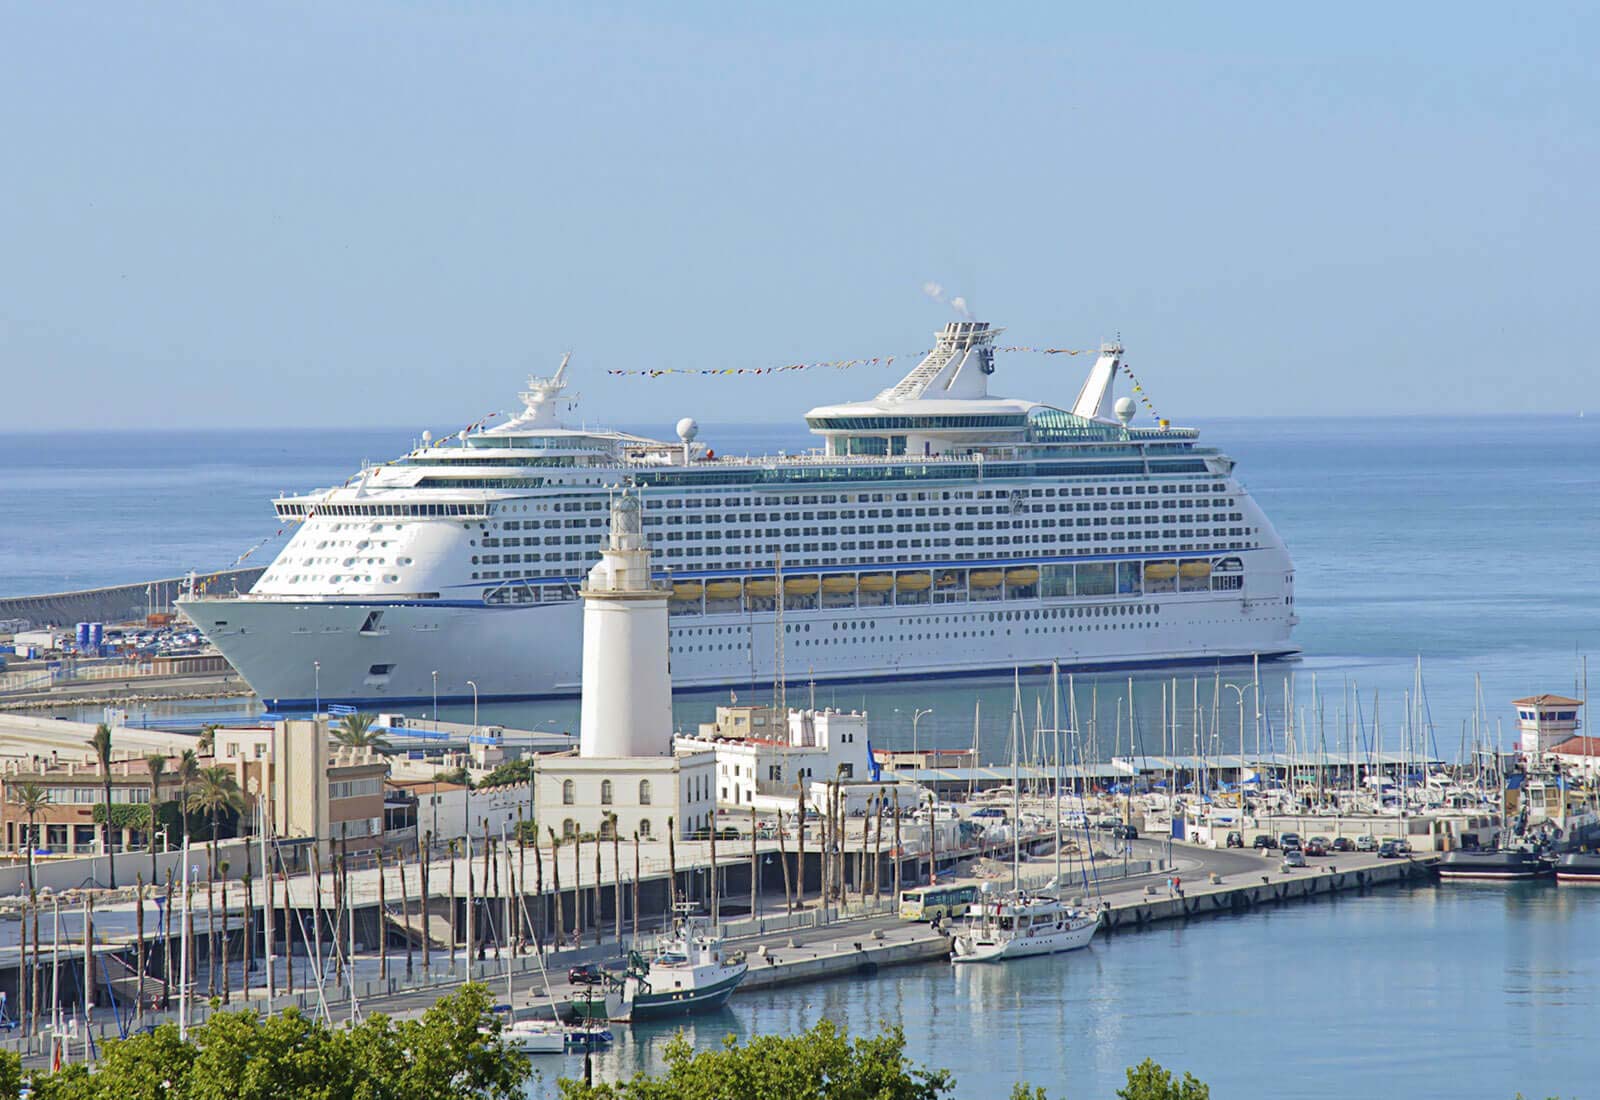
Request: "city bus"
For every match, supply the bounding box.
[898,883,980,922]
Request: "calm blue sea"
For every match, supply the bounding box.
[532,882,1600,1100]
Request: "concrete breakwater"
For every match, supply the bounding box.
[0,568,263,628]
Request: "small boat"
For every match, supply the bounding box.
[783,576,820,595]
[1437,849,1552,881]
[744,578,776,597]
[1004,568,1040,586]
[704,580,743,600]
[895,572,932,591]
[822,575,858,593]
[968,570,1003,589]
[1554,852,1600,885]
[1143,562,1178,581]
[501,1018,567,1054]
[570,907,747,1022]
[670,581,703,600]
[857,573,894,592]
[1178,561,1212,579]
[951,892,1099,963]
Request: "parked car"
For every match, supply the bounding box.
[1281,850,1307,871]
[1331,837,1355,853]
[1393,839,1413,855]
[1252,834,1279,850]
[1279,833,1302,851]
[1303,839,1328,857]
[1110,824,1139,841]
[1095,817,1121,830]
[1377,841,1401,859]
[1309,836,1332,851]
[568,964,605,986]
[1225,831,1245,848]
[1355,835,1379,852]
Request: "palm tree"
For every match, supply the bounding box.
[197,724,217,756]
[144,753,168,886]
[9,782,50,897]
[187,766,245,878]
[88,723,116,887]
[174,749,201,845]
[333,712,389,751]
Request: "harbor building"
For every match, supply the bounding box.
[269,718,389,857]
[0,754,182,858]
[533,492,715,840]
[1514,694,1583,758]
[676,704,881,814]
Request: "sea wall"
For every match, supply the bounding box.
[0,569,264,628]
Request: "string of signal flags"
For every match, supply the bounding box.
[603,344,1102,378]
[604,343,1167,421]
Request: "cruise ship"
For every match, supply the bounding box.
[178,320,1298,707]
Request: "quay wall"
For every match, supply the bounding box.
[1099,856,1437,933]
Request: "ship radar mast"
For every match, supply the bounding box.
[516,352,575,427]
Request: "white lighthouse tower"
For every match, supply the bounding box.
[579,492,671,758]
[535,489,715,842]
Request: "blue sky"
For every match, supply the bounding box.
[3,3,1596,430]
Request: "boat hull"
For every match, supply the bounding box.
[569,966,747,1022]
[1554,854,1600,885]
[180,555,1298,707]
[1437,852,1552,881]
[951,917,1099,963]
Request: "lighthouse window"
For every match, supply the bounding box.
[562,780,575,805]
[600,780,614,805]
[639,780,652,805]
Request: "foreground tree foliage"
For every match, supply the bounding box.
[14,984,526,1100]
[559,1020,953,1100]
[1116,1059,1211,1100]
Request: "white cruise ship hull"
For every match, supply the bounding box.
[179,550,1296,707]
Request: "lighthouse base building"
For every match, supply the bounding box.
[534,490,713,841]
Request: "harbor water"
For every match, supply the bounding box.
[529,882,1600,1098]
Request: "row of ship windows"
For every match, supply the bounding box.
[281,480,1235,523]
[672,618,1161,653]
[676,604,1162,636]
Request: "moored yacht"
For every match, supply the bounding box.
[951,891,1099,963]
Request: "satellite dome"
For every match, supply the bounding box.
[421,429,433,443]
[676,417,700,443]
[1113,397,1136,425]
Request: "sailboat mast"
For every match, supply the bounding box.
[1052,660,1062,892]
[1011,671,1022,896]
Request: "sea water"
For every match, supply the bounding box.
[527,882,1600,1099]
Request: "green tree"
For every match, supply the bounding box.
[0,1048,21,1100]
[88,723,116,887]
[186,766,244,877]
[333,712,389,751]
[1117,1059,1210,1100]
[144,752,168,884]
[9,781,50,896]
[557,1019,953,1100]
[24,985,524,1100]
[480,758,532,788]
[174,749,201,844]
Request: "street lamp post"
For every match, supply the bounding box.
[912,708,933,760]
[313,660,321,716]
[432,670,439,723]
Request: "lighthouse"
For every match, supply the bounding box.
[535,489,715,842]
[579,491,672,758]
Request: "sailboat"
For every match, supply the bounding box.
[951,670,1100,964]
